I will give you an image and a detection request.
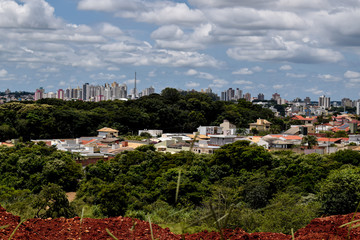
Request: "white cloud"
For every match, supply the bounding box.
[232,68,253,75]
[185,69,214,79]
[318,74,341,82]
[286,73,306,78]
[280,65,292,70]
[39,66,60,73]
[344,71,360,79]
[0,0,62,29]
[209,79,228,88]
[185,69,198,76]
[233,80,252,84]
[273,84,284,89]
[305,87,324,95]
[252,66,263,72]
[186,81,200,88]
[0,69,8,77]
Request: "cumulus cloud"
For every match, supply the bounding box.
[233,80,252,84]
[0,69,8,77]
[280,65,292,70]
[184,69,214,79]
[273,84,284,89]
[286,73,306,78]
[186,81,200,88]
[318,74,341,82]
[0,0,62,28]
[209,79,228,88]
[344,71,360,79]
[232,68,253,75]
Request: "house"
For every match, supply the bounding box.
[97,127,119,138]
[197,126,222,136]
[138,129,163,137]
[349,135,360,145]
[291,115,317,125]
[208,134,237,146]
[220,120,237,135]
[284,125,315,135]
[249,119,271,132]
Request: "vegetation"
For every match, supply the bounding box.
[1,141,360,235]
[0,88,278,141]
[0,90,360,235]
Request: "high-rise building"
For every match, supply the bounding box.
[357,101,360,115]
[57,89,64,100]
[235,88,243,100]
[258,93,264,101]
[272,93,280,101]
[34,88,44,101]
[82,83,89,101]
[341,98,353,108]
[304,97,311,105]
[319,95,330,109]
[244,92,251,102]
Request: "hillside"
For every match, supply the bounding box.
[1,205,360,240]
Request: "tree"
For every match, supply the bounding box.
[318,167,360,215]
[301,135,318,149]
[97,183,128,217]
[33,183,75,218]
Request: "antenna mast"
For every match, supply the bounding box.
[134,72,137,98]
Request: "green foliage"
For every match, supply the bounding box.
[301,135,318,149]
[330,149,360,166]
[317,166,360,215]
[97,183,128,217]
[259,192,320,234]
[33,183,75,218]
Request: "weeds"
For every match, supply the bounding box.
[8,219,25,240]
[106,228,119,240]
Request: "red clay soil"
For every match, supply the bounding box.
[1,205,360,240]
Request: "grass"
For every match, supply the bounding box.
[8,219,25,240]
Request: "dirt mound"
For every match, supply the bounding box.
[2,204,360,240]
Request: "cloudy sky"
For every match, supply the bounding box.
[0,0,360,100]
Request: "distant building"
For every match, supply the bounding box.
[272,93,280,101]
[34,88,44,101]
[249,119,272,132]
[244,92,251,101]
[258,93,265,101]
[304,97,311,105]
[318,95,330,109]
[57,89,64,100]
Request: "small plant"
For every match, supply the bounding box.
[106,228,119,240]
[148,215,155,240]
[8,219,25,240]
[175,169,181,203]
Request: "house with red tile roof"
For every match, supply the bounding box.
[291,115,317,124]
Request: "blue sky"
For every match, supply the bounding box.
[1,0,360,101]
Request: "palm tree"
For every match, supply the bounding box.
[301,135,318,149]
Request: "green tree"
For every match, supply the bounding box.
[317,166,360,215]
[301,135,318,149]
[97,183,128,217]
[33,183,75,218]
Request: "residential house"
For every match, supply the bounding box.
[138,129,163,137]
[291,115,317,125]
[97,127,119,138]
[249,119,272,132]
[197,126,222,136]
[220,119,237,135]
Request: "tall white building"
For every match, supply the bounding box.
[318,95,330,109]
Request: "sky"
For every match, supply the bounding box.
[0,0,360,101]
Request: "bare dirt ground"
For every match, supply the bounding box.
[2,205,360,239]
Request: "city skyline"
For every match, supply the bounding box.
[0,1,360,100]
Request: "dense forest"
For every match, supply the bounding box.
[0,88,278,141]
[1,142,360,234]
